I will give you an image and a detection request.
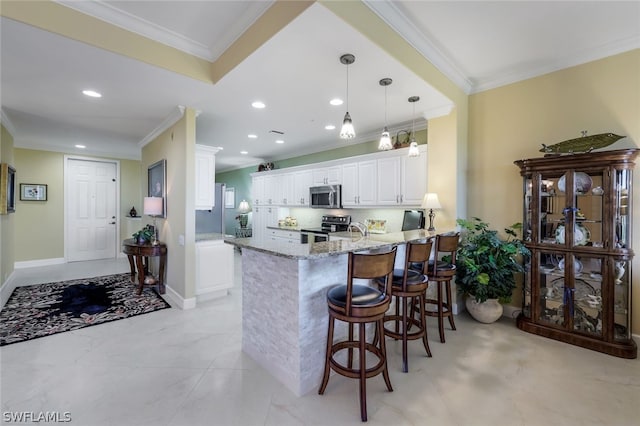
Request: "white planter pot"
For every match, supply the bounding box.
[465,297,503,323]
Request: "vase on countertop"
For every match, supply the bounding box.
[129,206,137,217]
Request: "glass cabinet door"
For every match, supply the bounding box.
[536,252,566,327]
[613,258,631,341]
[536,169,605,248]
[571,254,604,338]
[615,169,631,249]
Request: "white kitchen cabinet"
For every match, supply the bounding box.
[252,175,265,206]
[376,156,402,205]
[196,239,233,302]
[312,166,342,185]
[342,160,377,206]
[252,206,279,241]
[195,145,219,210]
[293,169,313,206]
[275,173,294,206]
[263,175,276,205]
[377,145,427,206]
[401,146,428,205]
[267,228,299,244]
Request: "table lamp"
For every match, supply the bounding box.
[421,193,442,232]
[238,200,251,229]
[143,196,163,245]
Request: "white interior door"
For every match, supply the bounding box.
[66,158,118,262]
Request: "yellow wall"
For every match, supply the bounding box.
[1,124,16,284]
[141,108,197,300]
[468,49,640,330]
[12,149,141,262]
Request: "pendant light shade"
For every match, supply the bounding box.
[408,95,420,157]
[378,78,393,150]
[339,54,356,140]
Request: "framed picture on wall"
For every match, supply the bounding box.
[20,183,47,201]
[147,159,166,218]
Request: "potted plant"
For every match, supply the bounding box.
[455,217,530,323]
[132,225,155,244]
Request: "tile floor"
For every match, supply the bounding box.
[1,253,639,425]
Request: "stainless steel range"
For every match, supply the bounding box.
[300,215,351,244]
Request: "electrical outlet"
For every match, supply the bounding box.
[178,235,185,246]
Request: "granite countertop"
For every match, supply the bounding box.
[196,233,228,242]
[224,229,449,260]
[265,225,301,232]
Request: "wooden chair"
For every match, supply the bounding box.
[381,239,433,373]
[318,247,397,422]
[423,233,460,343]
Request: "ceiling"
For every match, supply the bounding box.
[1,1,639,172]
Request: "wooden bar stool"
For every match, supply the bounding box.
[380,239,433,373]
[424,233,460,343]
[318,247,397,422]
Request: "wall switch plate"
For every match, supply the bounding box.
[178,235,185,246]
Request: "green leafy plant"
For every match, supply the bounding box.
[132,225,154,243]
[455,217,530,303]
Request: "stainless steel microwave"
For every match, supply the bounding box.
[309,185,342,209]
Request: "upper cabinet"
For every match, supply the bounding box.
[195,145,219,210]
[312,166,342,185]
[250,145,428,208]
[342,160,377,206]
[377,145,427,205]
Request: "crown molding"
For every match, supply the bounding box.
[471,35,640,94]
[54,0,214,61]
[138,106,185,148]
[363,0,473,95]
[0,109,17,137]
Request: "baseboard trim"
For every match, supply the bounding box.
[0,271,17,311]
[164,284,196,310]
[14,258,65,269]
[503,304,521,320]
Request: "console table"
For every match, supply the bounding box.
[122,238,167,295]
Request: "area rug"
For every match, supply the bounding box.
[0,273,170,346]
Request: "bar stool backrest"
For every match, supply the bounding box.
[404,239,434,288]
[346,247,397,313]
[431,233,460,276]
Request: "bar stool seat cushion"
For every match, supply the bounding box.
[391,269,424,286]
[429,260,456,275]
[327,284,385,307]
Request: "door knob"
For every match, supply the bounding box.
[109,222,116,225]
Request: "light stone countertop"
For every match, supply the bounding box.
[224,229,450,260]
[265,225,301,232]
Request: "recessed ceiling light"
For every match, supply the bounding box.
[75,144,86,149]
[329,98,343,106]
[248,134,257,139]
[275,140,284,144]
[325,125,336,130]
[240,150,248,155]
[82,89,102,98]
[251,101,266,109]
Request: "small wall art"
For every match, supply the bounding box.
[20,183,47,201]
[147,159,166,218]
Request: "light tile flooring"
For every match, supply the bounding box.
[1,253,639,425]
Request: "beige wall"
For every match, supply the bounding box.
[141,108,197,301]
[468,49,640,331]
[12,149,141,262]
[1,124,16,284]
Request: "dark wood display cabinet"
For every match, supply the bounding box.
[514,149,638,358]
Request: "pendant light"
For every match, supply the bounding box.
[339,54,356,139]
[408,95,420,157]
[378,78,393,150]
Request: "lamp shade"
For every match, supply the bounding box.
[143,196,163,216]
[238,199,251,213]
[421,193,441,210]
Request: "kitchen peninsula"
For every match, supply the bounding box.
[224,229,443,396]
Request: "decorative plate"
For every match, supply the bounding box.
[557,172,593,194]
[555,224,590,246]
